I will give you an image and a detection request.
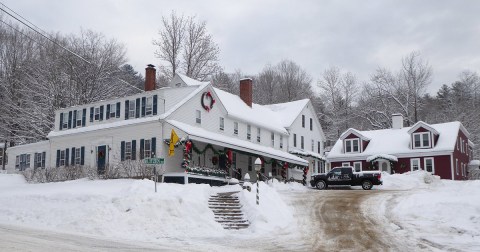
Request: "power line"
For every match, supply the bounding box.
[0,2,91,64]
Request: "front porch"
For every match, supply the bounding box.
[366,154,398,174]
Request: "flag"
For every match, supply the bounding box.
[169,129,179,156]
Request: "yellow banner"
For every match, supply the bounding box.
[169,129,179,156]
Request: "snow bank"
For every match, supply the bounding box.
[377,170,442,190]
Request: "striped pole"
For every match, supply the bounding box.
[256,172,260,205]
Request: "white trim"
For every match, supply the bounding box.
[450,154,454,180]
[424,157,435,173]
[353,161,362,172]
[410,158,420,171]
[455,158,459,176]
[412,132,431,149]
[342,162,350,167]
[344,138,360,154]
[407,121,439,135]
[327,150,452,163]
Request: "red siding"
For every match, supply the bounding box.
[345,133,359,139]
[452,129,470,180]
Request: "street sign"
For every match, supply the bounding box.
[144,158,164,165]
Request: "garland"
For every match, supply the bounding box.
[201,91,215,112]
[186,166,227,177]
[369,158,396,171]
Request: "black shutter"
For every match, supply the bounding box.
[99,105,104,121]
[139,139,144,160]
[34,153,38,169]
[151,137,156,157]
[68,111,72,129]
[125,100,129,119]
[153,95,158,115]
[56,150,60,167]
[42,152,46,168]
[71,147,76,166]
[73,110,77,128]
[121,141,125,161]
[116,102,121,118]
[82,108,86,127]
[65,148,69,166]
[106,104,110,120]
[132,140,137,160]
[80,147,85,165]
[141,97,146,117]
[59,113,64,130]
[135,98,140,118]
[90,107,94,122]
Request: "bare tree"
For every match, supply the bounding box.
[153,11,220,81]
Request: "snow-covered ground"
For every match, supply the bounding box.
[372,171,480,250]
[0,172,478,250]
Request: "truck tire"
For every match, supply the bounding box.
[361,180,373,190]
[315,180,327,190]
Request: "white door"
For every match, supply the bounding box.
[379,160,390,173]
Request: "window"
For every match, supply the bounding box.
[345,138,360,153]
[234,122,238,135]
[76,110,82,126]
[461,163,464,176]
[129,100,136,118]
[413,132,431,148]
[74,148,81,165]
[293,134,297,147]
[146,97,153,115]
[34,152,46,169]
[109,103,116,118]
[424,157,434,173]
[318,141,321,154]
[301,136,304,149]
[247,125,251,140]
[144,139,151,158]
[17,154,30,171]
[248,156,252,171]
[271,133,274,146]
[60,150,66,167]
[15,156,19,170]
[280,135,283,149]
[310,118,313,131]
[353,161,362,172]
[257,128,261,142]
[456,159,459,175]
[311,140,314,152]
[62,113,68,129]
[219,117,224,131]
[410,158,420,171]
[94,107,100,121]
[196,110,201,124]
[342,162,350,167]
[302,115,305,128]
[460,138,463,153]
[125,142,132,160]
[232,153,237,169]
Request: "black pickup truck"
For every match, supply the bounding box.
[310,166,383,190]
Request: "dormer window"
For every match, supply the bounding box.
[413,132,431,148]
[345,138,360,153]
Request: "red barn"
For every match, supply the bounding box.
[326,114,473,180]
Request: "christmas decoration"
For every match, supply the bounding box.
[211,156,218,165]
[201,91,215,112]
[186,166,227,177]
[181,140,192,168]
[302,167,309,186]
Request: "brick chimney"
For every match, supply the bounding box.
[145,64,156,91]
[239,78,253,107]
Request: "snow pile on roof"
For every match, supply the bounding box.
[366,154,398,162]
[213,88,287,134]
[289,148,325,160]
[265,99,309,127]
[175,73,210,86]
[328,121,463,160]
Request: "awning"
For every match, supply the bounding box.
[166,120,308,166]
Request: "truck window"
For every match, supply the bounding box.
[341,168,352,174]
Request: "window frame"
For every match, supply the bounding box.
[311,139,314,152]
[62,113,68,129]
[413,132,431,149]
[456,158,459,175]
[247,125,251,140]
[234,122,238,135]
[353,161,362,172]
[310,118,313,131]
[410,158,420,171]
[125,141,132,160]
[76,110,82,126]
[94,107,100,121]
[145,97,153,116]
[344,138,360,153]
[342,162,350,167]
[128,100,136,119]
[60,150,66,167]
[219,117,224,131]
[301,136,304,149]
[257,128,261,142]
[293,134,297,147]
[74,148,81,165]
[424,157,434,173]
[302,115,305,128]
[195,110,201,124]
[280,135,283,149]
[144,139,151,158]
[271,132,274,146]
[248,156,252,171]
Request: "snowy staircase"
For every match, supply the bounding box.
[209,192,249,230]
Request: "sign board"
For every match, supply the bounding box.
[144,158,164,165]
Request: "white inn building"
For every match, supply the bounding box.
[5,65,326,183]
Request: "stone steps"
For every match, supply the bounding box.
[208,192,249,230]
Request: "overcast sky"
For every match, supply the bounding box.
[2,0,480,93]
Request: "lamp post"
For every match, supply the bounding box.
[254,157,262,205]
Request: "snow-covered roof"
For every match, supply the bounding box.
[339,128,371,141]
[288,148,325,160]
[407,121,440,135]
[171,73,210,87]
[328,121,466,161]
[264,99,309,128]
[213,88,288,134]
[366,154,398,162]
[167,120,308,166]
